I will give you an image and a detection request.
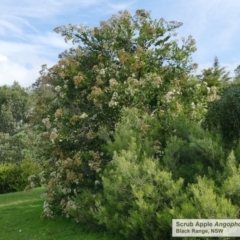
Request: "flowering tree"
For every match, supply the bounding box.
[33,9,200,219]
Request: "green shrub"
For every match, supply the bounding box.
[163,117,225,185]
[94,109,238,239]
[0,160,41,194]
[0,130,38,164]
[173,176,237,220]
[204,84,240,148]
[95,140,184,240]
[234,141,240,164]
[221,151,240,206]
[90,108,182,239]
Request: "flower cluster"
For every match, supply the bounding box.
[73,73,84,87]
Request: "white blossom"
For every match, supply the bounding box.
[55,85,62,93]
[50,128,58,143]
[80,112,88,119]
[108,100,118,107]
[164,91,174,102]
[99,69,105,75]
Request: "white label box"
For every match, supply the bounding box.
[172,219,240,237]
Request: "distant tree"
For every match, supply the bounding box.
[197,57,231,87]
[0,82,39,163]
[0,82,30,134]
[234,65,240,80]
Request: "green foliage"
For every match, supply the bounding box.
[0,126,38,163]
[55,9,196,82]
[163,116,224,184]
[94,108,237,239]
[95,137,183,240]
[0,161,41,194]
[221,151,240,206]
[23,9,240,240]
[173,176,237,220]
[204,83,240,148]
[0,82,42,164]
[0,82,30,134]
[39,154,102,222]
[105,107,161,158]
[35,9,198,220]
[234,65,240,80]
[234,141,240,164]
[197,57,231,87]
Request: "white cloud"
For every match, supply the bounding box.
[0,60,38,87]
[0,39,65,87]
[148,0,240,74]
[0,19,23,37]
[0,0,239,87]
[0,54,56,87]
[106,1,135,13]
[0,54,8,62]
[27,32,70,49]
[1,0,104,19]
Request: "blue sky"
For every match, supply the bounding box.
[1,0,240,87]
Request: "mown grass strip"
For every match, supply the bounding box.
[0,188,123,240]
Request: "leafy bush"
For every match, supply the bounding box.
[0,82,30,135]
[197,57,230,88]
[162,116,225,185]
[0,128,39,164]
[221,151,240,206]
[0,161,41,194]
[0,82,41,164]
[171,176,238,240]
[95,138,184,240]
[205,83,240,148]
[93,108,237,239]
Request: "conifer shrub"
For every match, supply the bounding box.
[222,151,240,206]
[173,176,237,220]
[95,139,184,240]
[90,107,181,239]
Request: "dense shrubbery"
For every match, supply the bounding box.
[93,108,238,239]
[205,83,240,148]
[0,82,44,194]
[0,161,41,194]
[93,108,183,239]
[162,116,225,185]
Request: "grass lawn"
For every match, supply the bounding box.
[0,188,123,240]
